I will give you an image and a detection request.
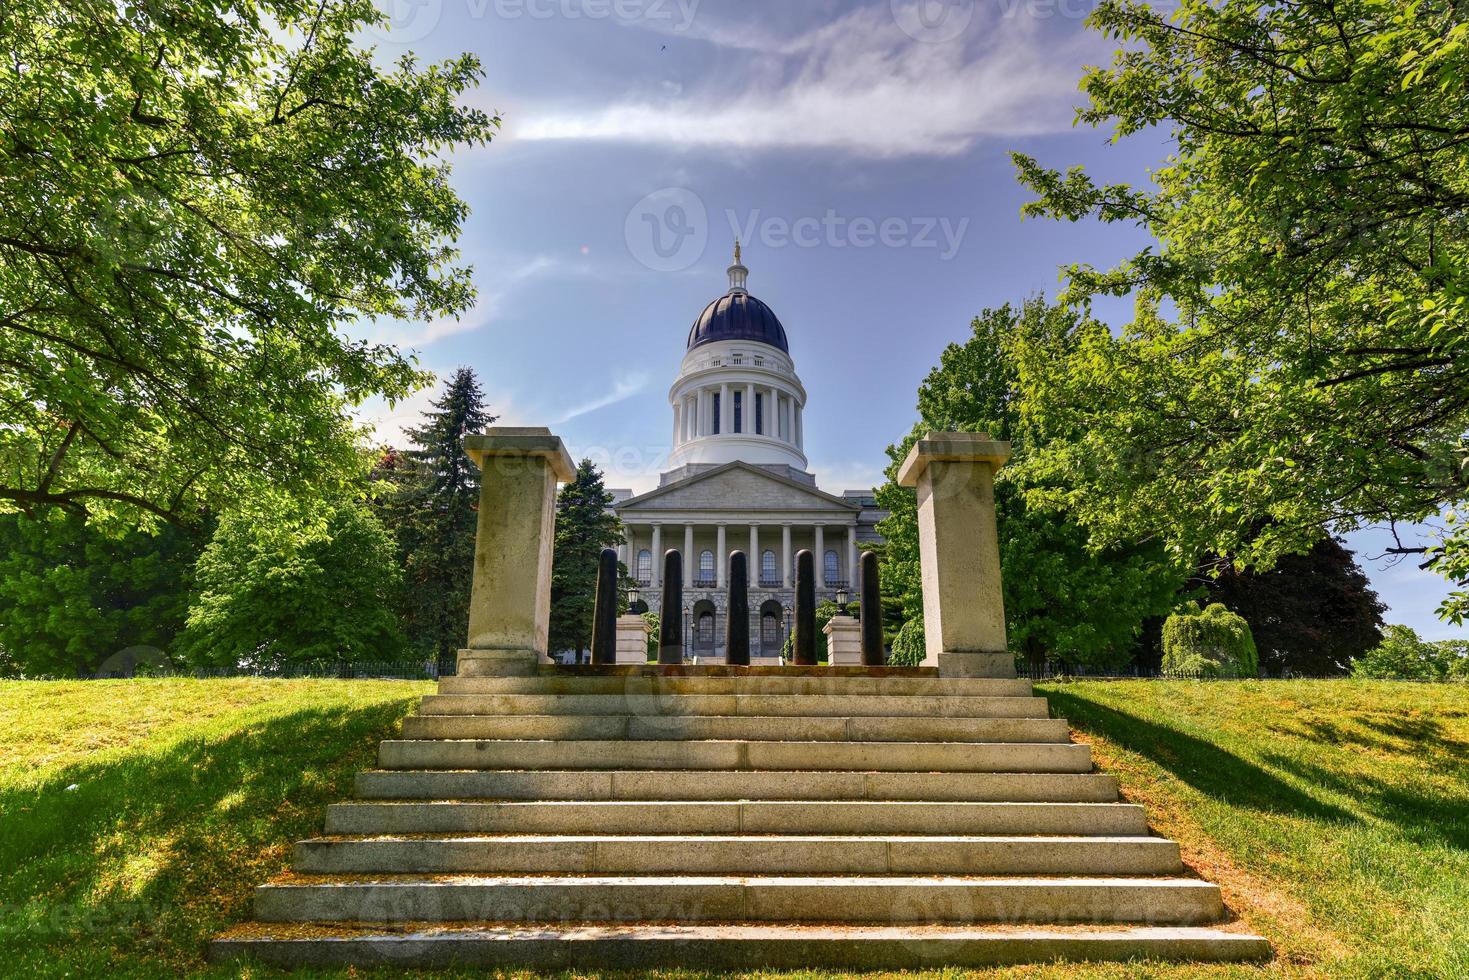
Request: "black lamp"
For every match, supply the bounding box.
[836,587,850,610]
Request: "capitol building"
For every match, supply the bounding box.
[610,246,887,661]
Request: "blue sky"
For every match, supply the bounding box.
[353,0,1465,640]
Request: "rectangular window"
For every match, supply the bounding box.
[733,391,743,433]
[712,393,721,435]
[755,393,764,435]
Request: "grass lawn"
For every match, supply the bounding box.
[1,678,1465,979]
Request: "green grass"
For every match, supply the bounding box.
[1,678,1465,979]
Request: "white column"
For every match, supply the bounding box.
[650,524,662,588]
[847,525,858,588]
[699,390,710,436]
[684,524,695,588]
[814,523,825,588]
[782,523,792,588]
[716,524,727,588]
[720,383,731,434]
[672,401,682,447]
[627,526,637,579]
[795,403,804,449]
[750,524,760,583]
[745,382,755,434]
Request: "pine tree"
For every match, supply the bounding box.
[378,368,496,659]
[548,459,625,662]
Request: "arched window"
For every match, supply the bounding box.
[761,612,781,648]
[761,549,778,583]
[636,549,652,581]
[699,550,715,583]
[697,611,715,643]
[824,550,840,583]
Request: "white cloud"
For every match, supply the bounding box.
[554,371,653,424]
[514,4,1094,157]
[362,255,562,350]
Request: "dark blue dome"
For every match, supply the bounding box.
[687,291,789,354]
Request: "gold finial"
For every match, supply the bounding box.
[734,238,741,264]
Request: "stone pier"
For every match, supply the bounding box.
[458,427,576,677]
[897,431,1013,678]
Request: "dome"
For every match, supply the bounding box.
[687,291,789,354]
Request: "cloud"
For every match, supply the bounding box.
[554,371,652,424]
[363,255,562,350]
[514,3,1095,157]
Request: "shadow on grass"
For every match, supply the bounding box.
[1258,749,1469,853]
[0,696,417,977]
[1043,688,1355,825]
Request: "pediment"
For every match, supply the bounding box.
[617,463,857,515]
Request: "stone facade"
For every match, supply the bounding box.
[608,253,886,662]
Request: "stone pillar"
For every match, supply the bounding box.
[716,523,728,588]
[745,382,755,433]
[896,431,1013,677]
[720,382,731,433]
[793,550,816,666]
[683,524,694,588]
[460,427,575,676]
[672,401,682,447]
[824,616,862,666]
[659,550,684,664]
[725,551,750,666]
[794,403,803,449]
[860,551,883,666]
[749,524,760,582]
[650,524,662,588]
[814,524,826,588]
[615,614,652,664]
[590,548,618,666]
[847,526,858,588]
[781,523,792,588]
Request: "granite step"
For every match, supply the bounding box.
[324,800,1149,836]
[211,922,1273,969]
[353,769,1122,802]
[376,739,1094,773]
[253,875,1226,925]
[418,693,1052,718]
[436,675,1035,698]
[292,835,1183,877]
[398,714,1072,744]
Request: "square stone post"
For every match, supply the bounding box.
[615,615,652,664]
[824,616,862,665]
[896,431,1014,678]
[460,427,575,676]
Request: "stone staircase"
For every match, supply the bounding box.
[211,667,1270,969]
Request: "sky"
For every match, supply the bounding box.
[352,0,1465,640]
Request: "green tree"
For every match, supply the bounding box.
[1353,625,1468,681]
[178,499,404,668]
[875,300,1188,669]
[548,459,624,661]
[888,619,925,667]
[0,514,200,676]
[1010,0,1469,623]
[640,611,660,662]
[1162,604,1260,678]
[376,368,495,659]
[1,0,496,525]
[1207,537,1385,676]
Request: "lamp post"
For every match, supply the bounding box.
[628,585,641,612]
[684,604,692,662]
[836,586,850,612]
[783,605,792,662]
